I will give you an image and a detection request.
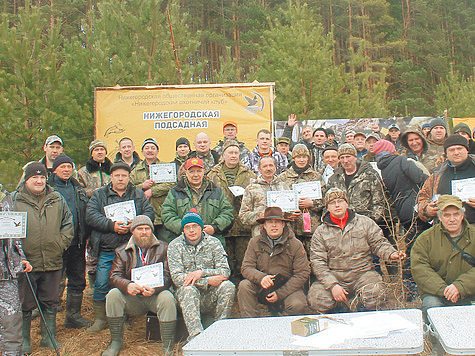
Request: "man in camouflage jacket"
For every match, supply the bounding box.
[167,211,235,340]
[78,139,112,198]
[207,140,256,278]
[213,121,251,160]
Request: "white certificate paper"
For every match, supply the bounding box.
[131,262,164,288]
[370,162,382,178]
[0,212,27,239]
[293,181,322,200]
[322,165,334,184]
[149,163,177,183]
[229,186,245,197]
[451,178,475,202]
[104,200,136,223]
[267,190,299,212]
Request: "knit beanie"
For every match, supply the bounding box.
[324,188,348,206]
[52,154,73,172]
[142,138,159,150]
[222,139,240,153]
[89,139,107,154]
[338,143,357,157]
[292,144,310,158]
[444,134,469,153]
[181,209,204,231]
[430,118,447,131]
[372,139,396,155]
[421,122,431,130]
[24,162,47,182]
[453,123,471,137]
[176,137,190,150]
[130,215,154,232]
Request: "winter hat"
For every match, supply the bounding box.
[443,134,469,153]
[326,128,336,136]
[89,139,107,154]
[222,139,240,153]
[181,209,204,231]
[130,215,154,232]
[324,188,348,206]
[24,162,47,182]
[338,143,357,157]
[142,138,159,150]
[176,137,190,150]
[52,154,73,172]
[453,123,471,137]
[430,118,447,131]
[421,122,431,130]
[372,139,396,155]
[292,144,310,158]
[110,162,131,174]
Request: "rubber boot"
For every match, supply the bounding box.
[160,320,176,356]
[87,300,108,333]
[40,309,61,350]
[86,272,96,297]
[65,292,93,328]
[102,316,125,356]
[21,312,32,355]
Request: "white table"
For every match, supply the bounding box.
[427,305,475,355]
[183,309,424,355]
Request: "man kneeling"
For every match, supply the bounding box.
[104,215,177,356]
[238,207,310,317]
[308,188,405,312]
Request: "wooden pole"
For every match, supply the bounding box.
[166,5,183,85]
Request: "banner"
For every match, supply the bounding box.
[95,83,275,161]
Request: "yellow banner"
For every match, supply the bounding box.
[95,83,275,161]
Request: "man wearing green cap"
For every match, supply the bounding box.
[411,194,474,321]
[167,210,235,340]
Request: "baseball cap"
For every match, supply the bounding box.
[44,135,63,146]
[185,157,204,170]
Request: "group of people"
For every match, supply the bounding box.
[0,117,474,356]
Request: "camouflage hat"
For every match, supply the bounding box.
[292,143,310,158]
[89,139,107,154]
[324,188,348,206]
[276,136,291,145]
[437,195,463,211]
[222,139,240,153]
[338,143,357,157]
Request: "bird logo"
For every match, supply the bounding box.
[244,92,264,114]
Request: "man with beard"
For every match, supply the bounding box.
[103,215,177,356]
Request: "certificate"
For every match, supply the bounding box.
[104,200,136,223]
[451,178,475,202]
[267,190,299,212]
[229,186,245,197]
[293,181,322,200]
[322,165,334,184]
[149,163,177,183]
[0,212,27,239]
[131,262,164,288]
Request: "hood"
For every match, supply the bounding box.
[376,152,398,170]
[400,127,428,153]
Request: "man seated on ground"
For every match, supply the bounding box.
[238,207,310,317]
[104,215,177,356]
[213,121,251,160]
[307,188,405,313]
[167,210,235,340]
[411,195,474,321]
[418,134,475,225]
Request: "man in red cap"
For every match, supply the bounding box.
[213,121,251,160]
[161,157,234,248]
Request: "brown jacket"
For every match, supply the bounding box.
[109,236,172,295]
[241,225,310,300]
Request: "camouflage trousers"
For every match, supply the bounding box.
[307,270,384,313]
[0,280,22,353]
[175,281,235,339]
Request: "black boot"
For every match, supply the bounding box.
[102,316,125,356]
[22,311,32,355]
[65,292,93,328]
[40,309,61,350]
[160,320,176,356]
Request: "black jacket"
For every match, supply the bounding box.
[377,153,428,224]
[86,182,154,255]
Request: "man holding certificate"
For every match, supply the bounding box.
[86,162,154,334]
[130,138,174,241]
[418,134,475,224]
[103,215,177,356]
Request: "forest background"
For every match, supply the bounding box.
[0,0,473,190]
